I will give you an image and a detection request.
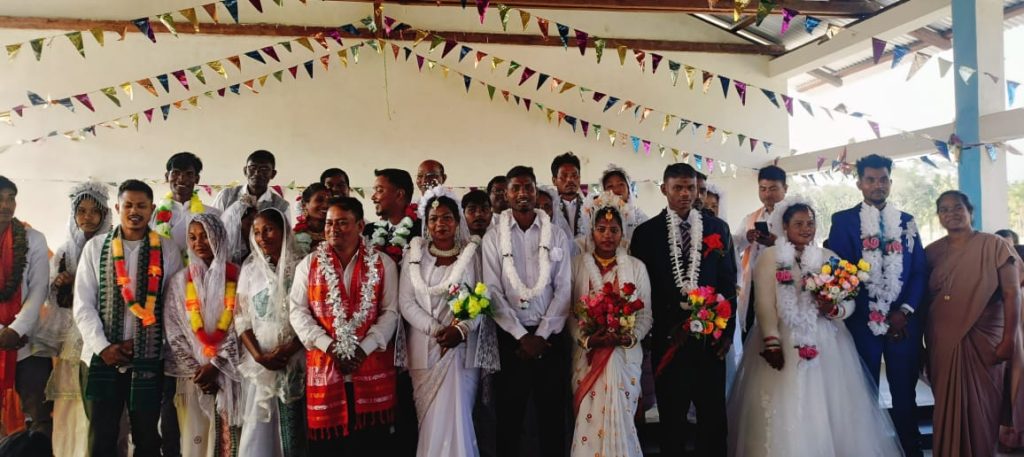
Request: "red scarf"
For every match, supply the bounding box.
[305,246,396,439]
[0,225,23,425]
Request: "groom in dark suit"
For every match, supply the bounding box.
[630,163,737,457]
[826,154,927,457]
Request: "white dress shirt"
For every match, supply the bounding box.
[288,249,399,357]
[482,213,572,340]
[1,227,49,361]
[150,199,221,251]
[73,233,183,366]
[212,185,291,222]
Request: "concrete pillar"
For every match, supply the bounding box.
[953,0,1009,230]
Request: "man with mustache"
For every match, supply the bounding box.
[826,154,927,457]
[74,180,184,457]
[550,152,588,242]
[486,176,509,227]
[483,166,572,457]
[365,168,421,265]
[212,150,290,221]
[320,168,352,199]
[415,160,447,195]
[0,176,51,438]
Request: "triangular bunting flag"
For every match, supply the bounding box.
[891,45,910,68]
[487,85,496,100]
[804,16,821,34]
[463,75,472,92]
[156,74,170,93]
[506,61,521,76]
[594,38,606,63]
[208,60,228,78]
[227,55,242,70]
[91,28,106,46]
[458,45,471,62]
[907,52,931,81]
[29,38,44,61]
[497,5,511,31]
[536,73,550,90]
[132,18,157,43]
[920,155,939,169]
[180,8,201,32]
[1008,80,1020,106]
[519,67,536,85]
[780,8,797,35]
[100,87,120,106]
[603,97,619,112]
[756,0,777,26]
[651,53,663,74]
[735,81,747,105]
[188,65,206,84]
[556,24,570,49]
[429,35,444,53]
[476,0,490,24]
[633,49,646,72]
[203,3,221,23]
[244,50,266,64]
[249,0,263,13]
[56,98,75,112]
[937,58,953,78]
[631,136,641,153]
[718,76,731,99]
[868,120,881,138]
[780,94,793,115]
[799,100,813,116]
[520,10,531,31]
[537,18,550,39]
[320,54,330,71]
[288,66,298,78]
[575,30,588,55]
[143,108,154,123]
[137,79,158,97]
[158,13,178,38]
[304,60,314,78]
[262,46,280,62]
[73,94,94,112]
[702,71,713,94]
[958,65,976,83]
[66,32,85,57]
[872,38,886,65]
[933,140,950,161]
[750,138,759,153]
[172,69,189,90]
[5,44,21,61]
[295,37,314,53]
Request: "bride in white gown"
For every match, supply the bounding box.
[727,197,904,457]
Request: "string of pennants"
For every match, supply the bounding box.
[0,16,377,125]
[0,39,380,153]
[463,2,1015,163]
[391,41,751,178]
[390,17,777,156]
[1,0,314,62]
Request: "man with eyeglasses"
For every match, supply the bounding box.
[415,160,447,195]
[212,150,291,221]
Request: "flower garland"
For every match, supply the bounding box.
[407,236,480,297]
[666,209,703,304]
[316,241,381,360]
[859,203,905,335]
[112,230,162,327]
[0,220,28,302]
[583,247,631,294]
[153,191,205,239]
[499,209,553,309]
[370,204,418,259]
[185,263,239,357]
[774,239,823,361]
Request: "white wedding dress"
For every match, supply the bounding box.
[727,245,904,457]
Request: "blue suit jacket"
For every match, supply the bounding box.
[825,204,928,324]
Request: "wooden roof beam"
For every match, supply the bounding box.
[0,15,785,55]
[329,0,880,17]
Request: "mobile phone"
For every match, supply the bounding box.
[754,221,769,236]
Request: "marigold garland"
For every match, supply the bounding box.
[112,230,162,327]
[185,262,239,357]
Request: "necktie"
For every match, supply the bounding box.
[679,220,691,264]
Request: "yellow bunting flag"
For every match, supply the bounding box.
[29,38,44,61]
[130,113,139,130]
[441,65,450,78]
[257,74,269,86]
[733,0,751,22]
[684,65,696,90]
[159,14,178,37]
[608,129,617,146]
[119,81,134,100]
[559,82,576,94]
[137,79,159,97]
[491,57,504,70]
[520,11,531,31]
[100,87,120,106]
[66,32,85,57]
[5,44,21,61]
[338,49,348,67]
[545,108,555,123]
[90,28,105,46]
[662,114,671,131]
[295,37,314,52]
[188,95,199,106]
[180,8,201,32]
[207,60,227,79]
[413,30,429,47]
[0,111,11,125]
[617,46,627,66]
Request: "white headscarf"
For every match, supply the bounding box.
[185,212,230,334]
[61,182,112,274]
[244,207,300,347]
[706,182,727,221]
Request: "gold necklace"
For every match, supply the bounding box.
[593,254,616,269]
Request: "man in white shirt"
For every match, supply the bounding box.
[288,197,399,456]
[0,176,51,437]
[74,180,183,457]
[415,159,447,195]
[482,166,572,457]
[550,152,588,241]
[733,165,787,337]
[487,176,509,228]
[151,152,221,251]
[212,149,290,221]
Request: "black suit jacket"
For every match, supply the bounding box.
[630,209,738,355]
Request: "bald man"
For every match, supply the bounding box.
[416,160,447,194]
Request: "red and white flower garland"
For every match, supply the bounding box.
[315,241,381,360]
[666,209,703,305]
[859,203,904,336]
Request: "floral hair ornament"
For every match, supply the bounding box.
[431,200,440,209]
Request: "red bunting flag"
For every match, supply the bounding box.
[73,94,95,112]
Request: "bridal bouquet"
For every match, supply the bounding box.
[682,286,732,342]
[447,282,493,321]
[575,282,644,340]
[803,256,871,307]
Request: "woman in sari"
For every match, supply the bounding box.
[398,188,498,457]
[43,182,111,457]
[236,208,307,456]
[727,197,903,457]
[925,190,1024,457]
[164,213,243,457]
[570,195,652,457]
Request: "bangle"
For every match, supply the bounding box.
[763,336,780,344]
[454,325,467,342]
[578,336,590,349]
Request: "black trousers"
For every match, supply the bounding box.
[495,328,570,457]
[82,367,163,457]
[15,356,53,436]
[655,341,727,457]
[307,382,392,457]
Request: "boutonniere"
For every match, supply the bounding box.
[702,233,725,258]
[405,203,419,220]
